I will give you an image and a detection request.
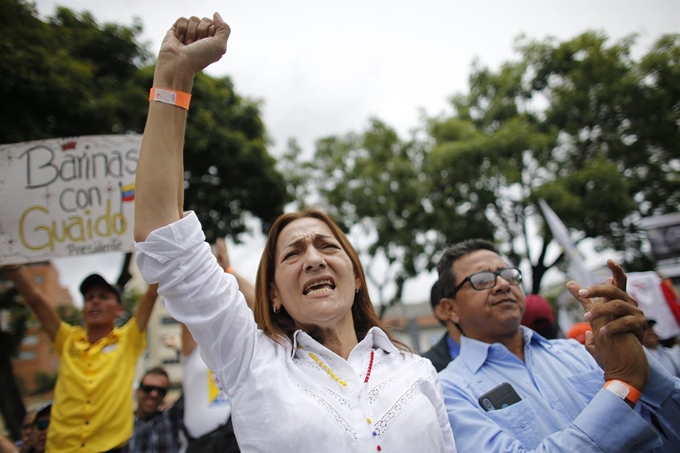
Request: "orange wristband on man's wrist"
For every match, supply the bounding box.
[224,266,234,274]
[149,87,191,110]
[604,380,641,405]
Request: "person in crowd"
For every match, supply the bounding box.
[1,264,158,452]
[436,238,680,452]
[566,321,592,344]
[643,319,680,378]
[16,411,34,453]
[125,367,182,453]
[31,402,51,453]
[162,238,250,452]
[422,280,462,371]
[520,294,560,339]
[132,13,455,452]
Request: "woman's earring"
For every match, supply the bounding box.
[273,305,279,313]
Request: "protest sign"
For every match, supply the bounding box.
[0,135,141,264]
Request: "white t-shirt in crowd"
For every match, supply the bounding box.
[182,347,232,438]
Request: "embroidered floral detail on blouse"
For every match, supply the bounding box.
[367,360,427,404]
[371,378,426,439]
[323,387,352,408]
[372,353,395,370]
[294,382,358,440]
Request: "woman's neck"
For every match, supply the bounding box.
[306,322,359,360]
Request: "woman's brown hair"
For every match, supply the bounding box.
[253,208,409,352]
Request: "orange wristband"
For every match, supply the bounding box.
[604,380,641,405]
[149,87,191,110]
[224,266,234,274]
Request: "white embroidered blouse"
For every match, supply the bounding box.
[136,212,456,453]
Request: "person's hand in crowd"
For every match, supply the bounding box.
[567,260,649,393]
[162,333,182,352]
[215,238,230,270]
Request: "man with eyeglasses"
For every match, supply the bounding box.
[436,239,680,452]
[125,367,183,453]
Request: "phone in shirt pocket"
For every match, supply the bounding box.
[478,382,522,411]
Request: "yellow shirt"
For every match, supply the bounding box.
[48,318,146,452]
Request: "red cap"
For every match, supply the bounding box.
[521,294,555,330]
[567,322,592,344]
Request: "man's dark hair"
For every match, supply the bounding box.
[430,280,442,308]
[140,366,169,385]
[437,239,499,299]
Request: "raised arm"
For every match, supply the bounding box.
[134,13,230,242]
[134,283,159,332]
[180,323,197,357]
[2,265,61,342]
[215,238,256,310]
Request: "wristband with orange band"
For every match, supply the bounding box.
[149,87,192,110]
[224,266,234,274]
[604,380,641,405]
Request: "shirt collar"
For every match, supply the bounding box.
[290,326,399,359]
[73,324,121,349]
[459,325,548,373]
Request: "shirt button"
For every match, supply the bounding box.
[85,421,89,425]
[520,421,526,427]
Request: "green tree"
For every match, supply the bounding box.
[428,31,679,292]
[290,31,679,305]
[0,0,150,142]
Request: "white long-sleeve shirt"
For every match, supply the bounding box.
[136,212,456,453]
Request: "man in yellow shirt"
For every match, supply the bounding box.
[2,265,157,452]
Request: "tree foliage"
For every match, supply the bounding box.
[0,0,150,141]
[434,31,679,291]
[290,31,680,304]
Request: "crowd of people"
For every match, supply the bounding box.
[2,11,680,453]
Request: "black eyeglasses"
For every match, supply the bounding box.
[35,419,49,431]
[450,268,522,297]
[139,384,168,397]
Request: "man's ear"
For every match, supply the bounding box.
[437,298,461,324]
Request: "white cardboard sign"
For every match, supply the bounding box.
[0,135,141,264]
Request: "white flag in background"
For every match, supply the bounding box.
[538,199,598,287]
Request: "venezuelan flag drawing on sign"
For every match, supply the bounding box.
[120,182,135,202]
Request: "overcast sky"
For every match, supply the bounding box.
[33,0,679,306]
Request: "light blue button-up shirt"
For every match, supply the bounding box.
[440,326,680,452]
